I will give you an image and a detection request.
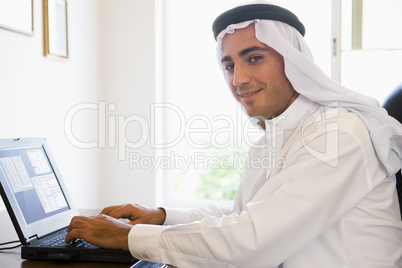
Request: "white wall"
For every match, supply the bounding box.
[0,0,158,212]
[98,0,158,208]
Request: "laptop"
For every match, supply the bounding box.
[0,137,137,263]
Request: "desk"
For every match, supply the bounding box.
[0,210,165,268]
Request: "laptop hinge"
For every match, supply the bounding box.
[26,234,39,244]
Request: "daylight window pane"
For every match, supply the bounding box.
[362,0,402,50]
[162,0,331,207]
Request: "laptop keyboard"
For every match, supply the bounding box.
[39,231,91,248]
[46,237,91,248]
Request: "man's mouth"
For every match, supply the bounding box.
[239,89,262,98]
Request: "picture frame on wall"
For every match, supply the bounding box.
[43,0,68,59]
[0,0,34,36]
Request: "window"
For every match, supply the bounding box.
[160,0,332,207]
[332,0,402,104]
[160,0,255,207]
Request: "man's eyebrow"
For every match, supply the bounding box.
[239,46,269,57]
[221,46,269,63]
[221,55,232,63]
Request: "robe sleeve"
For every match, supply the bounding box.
[163,203,233,225]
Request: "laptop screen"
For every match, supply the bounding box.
[0,146,70,225]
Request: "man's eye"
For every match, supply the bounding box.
[224,63,234,71]
[249,55,263,63]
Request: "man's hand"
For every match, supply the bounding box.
[65,204,166,250]
[65,214,132,250]
[100,203,166,225]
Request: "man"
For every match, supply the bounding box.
[66,2,402,267]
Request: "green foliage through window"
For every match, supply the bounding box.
[195,145,247,200]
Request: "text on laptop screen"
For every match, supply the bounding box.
[0,147,70,224]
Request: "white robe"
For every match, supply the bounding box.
[128,96,402,267]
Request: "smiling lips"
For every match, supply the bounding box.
[239,89,262,100]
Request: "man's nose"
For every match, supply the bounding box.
[232,64,251,87]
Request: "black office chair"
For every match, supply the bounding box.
[383,84,402,218]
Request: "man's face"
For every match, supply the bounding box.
[221,24,298,120]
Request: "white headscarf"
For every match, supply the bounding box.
[215,7,402,176]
